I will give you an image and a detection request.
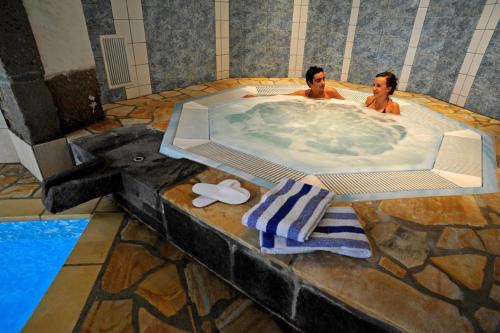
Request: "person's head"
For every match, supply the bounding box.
[305,66,326,92]
[373,71,398,97]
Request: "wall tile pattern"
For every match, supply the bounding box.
[215,0,230,80]
[303,0,351,80]
[143,0,216,92]
[398,0,430,91]
[349,0,418,85]
[81,0,126,104]
[230,0,293,77]
[340,0,360,82]
[465,26,500,119]
[408,0,486,101]
[111,0,152,99]
[288,0,309,78]
[451,1,499,112]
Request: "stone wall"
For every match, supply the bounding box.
[349,0,418,85]
[23,0,105,132]
[142,0,216,92]
[0,0,61,145]
[407,0,485,101]
[81,0,126,104]
[230,0,293,77]
[465,27,500,119]
[78,0,498,119]
[303,0,351,80]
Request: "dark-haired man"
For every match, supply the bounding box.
[289,66,344,99]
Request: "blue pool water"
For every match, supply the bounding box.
[0,219,89,333]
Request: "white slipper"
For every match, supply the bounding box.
[192,180,250,205]
[192,179,241,208]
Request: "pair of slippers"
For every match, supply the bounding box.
[192,179,250,208]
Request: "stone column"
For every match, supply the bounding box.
[0,0,62,145]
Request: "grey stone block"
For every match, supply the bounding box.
[3,79,62,145]
[0,0,44,79]
[42,158,122,213]
[233,247,294,318]
[163,201,232,279]
[294,286,389,333]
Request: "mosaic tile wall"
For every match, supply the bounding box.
[465,27,500,119]
[230,0,293,77]
[303,0,351,80]
[142,0,216,92]
[349,0,418,85]
[408,0,485,101]
[81,0,126,104]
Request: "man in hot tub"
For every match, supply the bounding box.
[244,66,344,100]
[289,66,344,99]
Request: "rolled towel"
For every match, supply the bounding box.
[260,206,372,258]
[242,178,334,242]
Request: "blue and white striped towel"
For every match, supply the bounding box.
[260,206,372,258]
[242,178,335,242]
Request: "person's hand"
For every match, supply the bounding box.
[243,94,256,98]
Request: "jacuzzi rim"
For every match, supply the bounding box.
[160,85,497,202]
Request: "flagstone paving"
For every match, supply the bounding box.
[76,216,294,333]
[0,78,499,332]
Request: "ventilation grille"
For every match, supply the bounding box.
[100,35,132,89]
[188,142,306,183]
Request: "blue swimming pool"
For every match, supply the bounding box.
[0,219,89,333]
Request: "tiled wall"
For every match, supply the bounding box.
[215,0,230,80]
[230,0,293,77]
[143,0,216,92]
[81,0,126,104]
[303,0,351,80]
[288,0,309,78]
[408,0,486,100]
[79,0,499,119]
[349,0,418,85]
[465,27,500,119]
[111,0,152,99]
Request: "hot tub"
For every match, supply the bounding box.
[160,85,497,201]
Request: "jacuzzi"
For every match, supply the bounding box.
[160,85,497,201]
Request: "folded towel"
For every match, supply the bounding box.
[242,178,334,242]
[260,206,372,258]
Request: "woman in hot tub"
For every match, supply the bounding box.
[365,71,400,115]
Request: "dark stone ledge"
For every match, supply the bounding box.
[162,200,232,280]
[294,286,393,333]
[233,246,295,319]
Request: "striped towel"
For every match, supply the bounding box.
[260,206,372,258]
[242,178,335,242]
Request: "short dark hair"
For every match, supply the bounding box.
[305,66,324,84]
[376,71,398,95]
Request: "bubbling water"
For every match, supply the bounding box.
[225,100,405,156]
[210,97,442,174]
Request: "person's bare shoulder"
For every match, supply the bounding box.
[365,95,375,106]
[387,100,400,115]
[325,86,344,100]
[288,90,308,96]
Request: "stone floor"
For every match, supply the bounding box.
[0,164,292,333]
[0,77,499,332]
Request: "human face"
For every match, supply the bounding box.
[308,71,326,93]
[373,77,390,98]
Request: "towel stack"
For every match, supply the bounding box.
[242,178,371,258]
